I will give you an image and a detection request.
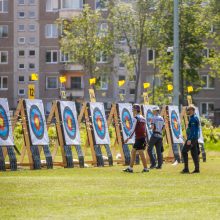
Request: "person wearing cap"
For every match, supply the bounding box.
[181,105,200,174]
[123,104,149,173]
[147,106,165,169]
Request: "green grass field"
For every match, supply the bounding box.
[1,157,220,220]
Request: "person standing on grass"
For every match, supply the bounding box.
[181,105,200,174]
[123,104,149,173]
[147,106,165,169]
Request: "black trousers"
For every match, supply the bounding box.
[182,140,200,171]
[147,135,163,167]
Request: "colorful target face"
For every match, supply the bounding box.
[25,99,49,145]
[30,105,44,139]
[171,110,180,139]
[121,108,133,136]
[63,106,77,140]
[146,109,154,136]
[168,106,183,144]
[90,102,110,145]
[0,104,9,140]
[59,101,81,145]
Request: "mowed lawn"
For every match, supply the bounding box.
[0,158,220,220]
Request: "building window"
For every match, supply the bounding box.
[201,75,215,89]
[96,51,107,63]
[29,50,35,56]
[0,51,8,64]
[29,63,35,69]
[46,0,58,12]
[45,24,58,38]
[18,75,25,82]
[118,75,125,81]
[18,24,25,31]
[99,23,108,37]
[29,0,35,4]
[119,89,125,95]
[18,37,25,44]
[201,102,214,117]
[18,11,25,18]
[202,48,215,58]
[29,37,36,44]
[18,0,25,5]
[129,75,136,82]
[61,0,83,9]
[130,89,135,95]
[0,25,8,38]
[29,24,36,31]
[60,51,70,62]
[18,88,25,96]
[18,63,25,69]
[0,0,8,13]
[71,77,82,89]
[46,50,58,63]
[100,76,108,90]
[147,48,155,62]
[0,76,8,90]
[18,50,25,57]
[29,11,35,18]
[96,0,108,10]
[46,76,58,89]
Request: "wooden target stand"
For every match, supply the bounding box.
[180,95,206,162]
[13,99,53,170]
[77,88,113,167]
[47,101,84,168]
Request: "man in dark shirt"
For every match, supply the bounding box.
[181,105,200,174]
[123,104,149,173]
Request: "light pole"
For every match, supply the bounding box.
[173,0,180,107]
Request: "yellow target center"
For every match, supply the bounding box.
[67,118,72,128]
[0,118,4,127]
[35,117,40,128]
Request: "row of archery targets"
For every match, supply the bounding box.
[0,98,206,171]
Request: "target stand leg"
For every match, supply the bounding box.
[200,144,206,162]
[172,144,181,162]
[179,144,184,163]
[64,145,73,168]
[104,145,113,166]
[122,144,130,165]
[30,146,41,169]
[0,147,6,171]
[94,145,104,167]
[43,145,53,169]
[74,145,84,168]
[7,146,17,171]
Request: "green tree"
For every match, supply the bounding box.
[58,4,113,82]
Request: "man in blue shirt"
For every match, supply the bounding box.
[181,105,200,174]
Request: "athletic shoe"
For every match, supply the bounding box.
[156,166,162,169]
[142,168,150,173]
[191,170,200,174]
[180,169,190,174]
[149,165,156,169]
[123,167,133,173]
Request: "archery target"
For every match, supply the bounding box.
[25,99,49,145]
[90,102,110,145]
[117,103,135,144]
[0,98,14,146]
[195,107,204,144]
[168,106,184,144]
[59,101,81,145]
[142,105,158,141]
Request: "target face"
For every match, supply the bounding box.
[0,104,9,140]
[90,102,110,145]
[121,108,133,136]
[93,107,106,140]
[195,107,204,144]
[146,109,154,136]
[171,110,180,139]
[63,106,77,140]
[30,105,44,139]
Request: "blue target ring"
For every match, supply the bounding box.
[30,105,44,139]
[63,106,76,139]
[121,108,133,136]
[93,107,106,140]
[171,110,180,139]
[0,104,9,140]
[146,109,154,136]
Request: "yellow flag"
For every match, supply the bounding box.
[31,73,38,81]
[167,84,173,91]
[187,86,193,93]
[143,82,150,89]
[118,80,125,87]
[89,78,96,85]
[59,76,66,83]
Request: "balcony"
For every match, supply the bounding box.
[65,88,84,98]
